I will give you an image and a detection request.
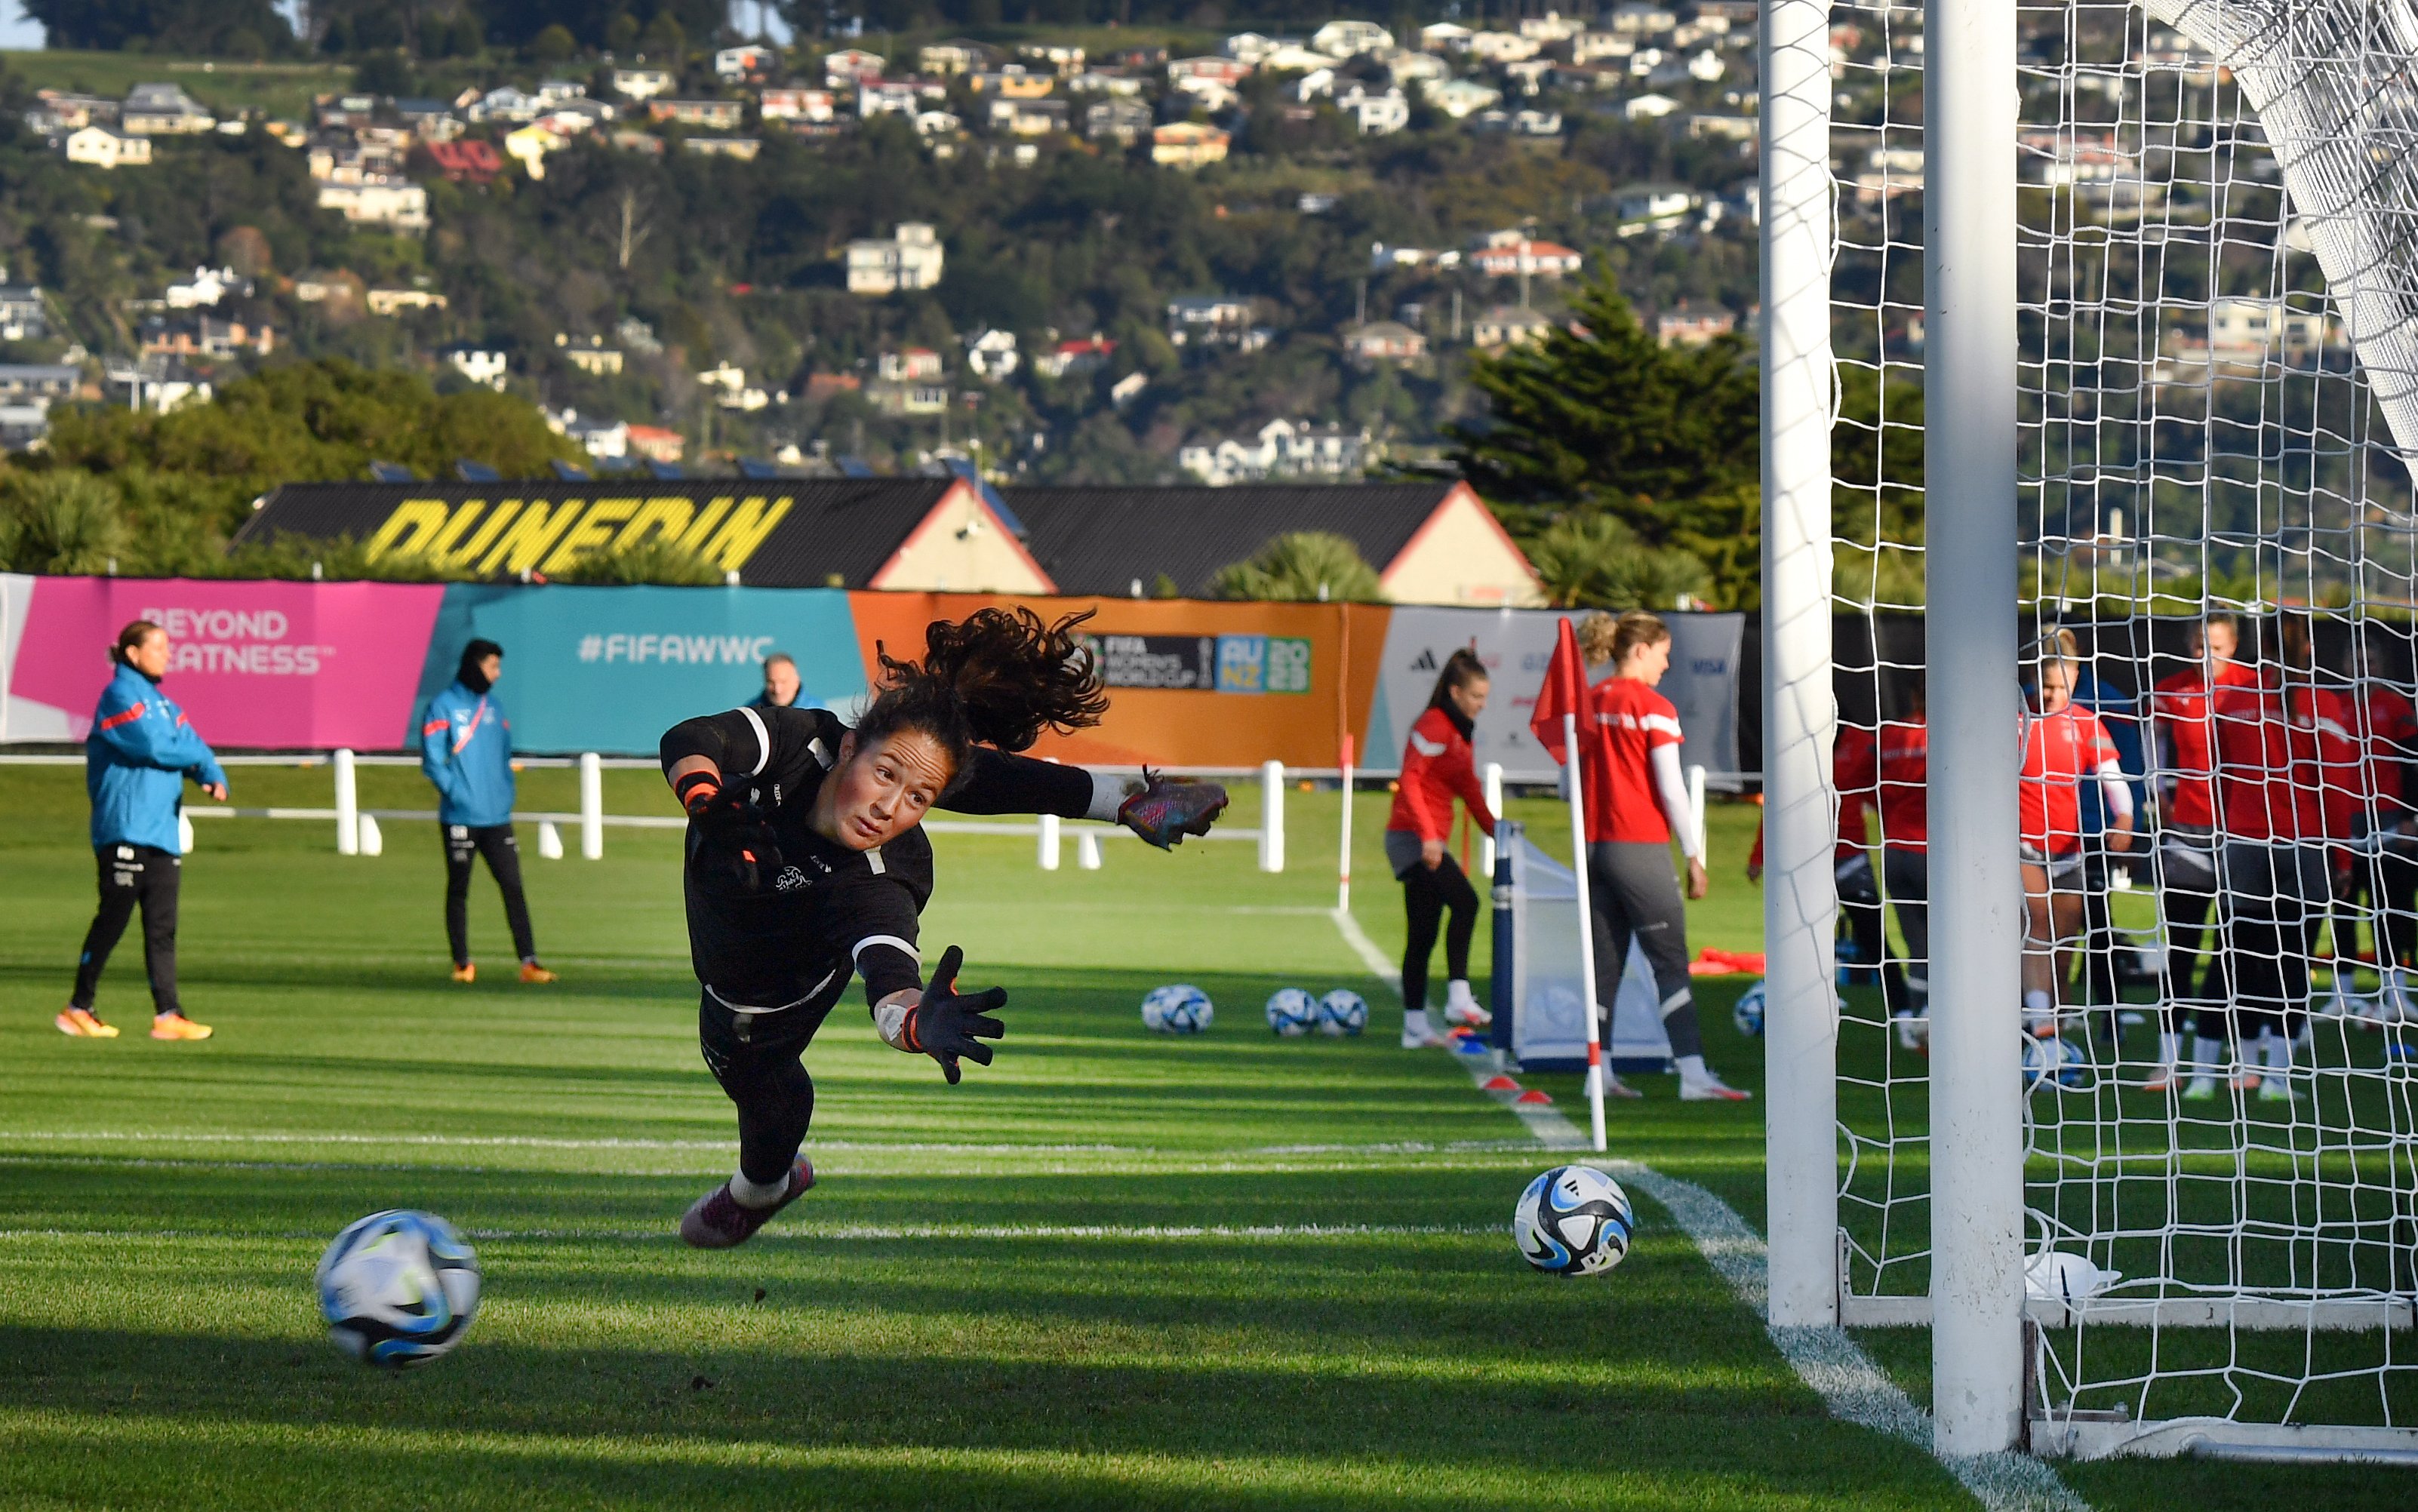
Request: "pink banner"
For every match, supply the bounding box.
[10,578,447,748]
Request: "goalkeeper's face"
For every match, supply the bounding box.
[817,729,953,850]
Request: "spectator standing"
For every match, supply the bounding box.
[752,652,801,710]
[60,619,226,1040]
[420,638,556,985]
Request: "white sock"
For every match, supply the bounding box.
[2023,990,2053,1015]
[1447,979,1476,1006]
[728,1169,789,1209]
[2192,1034,2223,1072]
[2157,1031,2180,1068]
[2266,1034,2293,1072]
[1404,1008,1433,1037]
[1676,1053,1712,1086]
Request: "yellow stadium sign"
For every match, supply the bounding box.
[361,494,795,576]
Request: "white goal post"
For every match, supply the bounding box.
[1762,0,2418,1463]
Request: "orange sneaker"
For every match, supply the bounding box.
[519,962,558,984]
[54,1006,118,1038]
[451,963,477,984]
[149,1013,213,1041]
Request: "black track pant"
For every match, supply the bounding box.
[2379,839,2418,976]
[442,823,536,967]
[1836,852,1910,1016]
[1396,849,1478,1014]
[71,844,182,1017]
[1586,841,1704,1061]
[698,993,826,1185]
[2156,828,2229,1040]
[2221,841,2330,1044]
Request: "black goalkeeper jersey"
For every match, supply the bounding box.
[660,705,1094,1017]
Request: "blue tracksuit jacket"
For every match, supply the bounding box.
[420,681,516,828]
[86,663,226,854]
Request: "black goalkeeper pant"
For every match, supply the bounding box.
[71,844,182,1018]
[698,992,833,1185]
[442,823,537,967]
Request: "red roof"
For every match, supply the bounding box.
[1056,336,1115,355]
[426,140,503,183]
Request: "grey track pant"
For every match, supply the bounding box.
[1586,841,1704,1060]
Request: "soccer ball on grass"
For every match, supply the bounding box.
[1265,987,1319,1037]
[1733,979,1766,1037]
[1142,984,1214,1034]
[1514,1165,1635,1277]
[316,1209,481,1367]
[1316,989,1368,1037]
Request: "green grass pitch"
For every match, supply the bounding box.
[0,764,2407,1509]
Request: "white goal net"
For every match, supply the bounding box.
[1810,0,2418,1459]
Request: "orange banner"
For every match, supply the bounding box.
[848,592,1389,769]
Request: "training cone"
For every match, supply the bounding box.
[358,813,383,856]
[1515,1088,1554,1105]
[1482,1074,1521,1092]
[537,820,565,859]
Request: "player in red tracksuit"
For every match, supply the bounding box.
[2146,613,2254,1088]
[2358,658,2418,1025]
[1385,648,1498,1048]
[2206,613,2355,1102]
[2020,634,2134,1037]
[1829,684,1929,1043]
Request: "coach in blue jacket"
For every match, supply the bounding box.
[420,638,555,985]
[60,619,226,1040]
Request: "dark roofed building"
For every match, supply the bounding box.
[1005,481,1543,606]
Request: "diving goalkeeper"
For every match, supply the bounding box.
[657,607,1226,1249]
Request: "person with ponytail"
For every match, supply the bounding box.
[420,638,556,985]
[1384,647,1496,1047]
[657,607,1229,1249]
[60,619,227,1040]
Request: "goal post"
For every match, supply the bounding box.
[1769,0,2418,1464]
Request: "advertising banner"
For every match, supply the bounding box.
[0,574,446,747]
[1367,607,1746,779]
[413,585,866,752]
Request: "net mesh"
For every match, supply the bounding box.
[1825,0,2418,1440]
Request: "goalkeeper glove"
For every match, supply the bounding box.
[1118,770,1229,850]
[678,774,783,892]
[901,945,1007,1085]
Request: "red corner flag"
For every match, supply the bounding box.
[1529,616,1590,763]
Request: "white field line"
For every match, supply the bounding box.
[0,1222,1497,1246]
[1326,906,2088,1512]
[0,1131,1543,1157]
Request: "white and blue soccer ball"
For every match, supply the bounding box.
[2022,1032,2090,1092]
[1733,979,1767,1038]
[1514,1165,1635,1277]
[1142,984,1214,1034]
[316,1209,481,1368]
[1266,987,1320,1037]
[1317,988,1368,1037]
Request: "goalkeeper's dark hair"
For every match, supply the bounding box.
[1425,647,1489,711]
[857,607,1109,788]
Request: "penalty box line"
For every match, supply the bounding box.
[1325,905,2087,1512]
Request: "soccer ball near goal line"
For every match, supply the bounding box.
[1513,1165,1635,1277]
[1316,988,1368,1037]
[1140,984,1214,1034]
[315,1209,481,1367]
[1265,987,1318,1037]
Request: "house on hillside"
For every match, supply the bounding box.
[1177,419,1369,485]
[425,140,503,183]
[1152,121,1229,169]
[0,285,48,341]
[761,87,835,121]
[1312,19,1395,57]
[1655,300,1737,346]
[626,425,685,463]
[823,49,887,85]
[1345,321,1427,364]
[965,329,1020,380]
[715,45,779,81]
[121,83,214,134]
[1085,97,1152,144]
[1472,304,1553,349]
[61,125,151,167]
[318,180,430,232]
[846,223,945,294]
[1423,78,1501,118]
[1469,231,1583,279]
[614,67,674,100]
[139,315,275,359]
[1035,335,1115,378]
[920,40,1000,75]
[1166,296,1258,348]
[1005,481,1546,606]
[650,98,747,130]
[444,346,508,389]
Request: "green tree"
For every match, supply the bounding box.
[554,536,723,585]
[24,0,294,53]
[0,473,131,575]
[1525,512,1712,611]
[1448,274,1758,541]
[530,23,580,63]
[1210,531,1386,603]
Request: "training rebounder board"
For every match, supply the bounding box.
[1490,822,1673,1073]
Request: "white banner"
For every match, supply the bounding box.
[1506,829,1675,1071]
[1367,607,1743,780]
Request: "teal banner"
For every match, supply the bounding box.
[412,585,869,753]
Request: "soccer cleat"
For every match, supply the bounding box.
[1400,1027,1448,1049]
[1680,1074,1753,1102]
[1894,1014,1930,1053]
[2231,1071,2263,1094]
[1443,981,1492,1028]
[2141,1066,2180,1094]
[1603,1074,1643,1100]
[451,963,476,984]
[149,1013,212,1041]
[1118,772,1229,850]
[519,962,558,984]
[680,1157,815,1249]
[54,1006,118,1038]
[2259,1077,2297,1104]
[2181,1075,2218,1102]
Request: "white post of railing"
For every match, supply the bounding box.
[578,751,604,859]
[1927,0,2025,1455]
[1336,738,1355,913]
[1259,759,1285,872]
[1761,0,1841,1334]
[333,746,360,855]
[1481,762,1503,879]
[1686,763,1709,859]
[1038,812,1062,870]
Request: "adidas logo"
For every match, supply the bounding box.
[1409,649,1438,671]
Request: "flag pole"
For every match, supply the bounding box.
[1561,706,1607,1153]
